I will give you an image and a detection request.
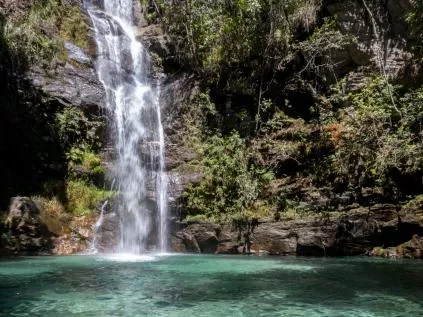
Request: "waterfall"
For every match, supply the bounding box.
[86,0,168,253]
[89,200,108,253]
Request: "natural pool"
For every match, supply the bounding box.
[0,254,422,316]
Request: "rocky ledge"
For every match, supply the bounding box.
[0,197,94,255]
[169,204,423,259]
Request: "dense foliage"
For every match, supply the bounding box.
[156,0,321,86]
[1,0,423,223]
[184,132,273,221]
[321,78,423,199]
[157,0,423,221]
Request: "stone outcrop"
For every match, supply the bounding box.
[27,60,104,109]
[170,204,423,258]
[327,0,415,86]
[1,197,53,254]
[25,1,105,110]
[369,234,423,259]
[0,196,97,255]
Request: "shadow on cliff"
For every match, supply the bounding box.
[0,14,67,210]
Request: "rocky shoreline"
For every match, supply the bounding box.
[169,204,423,259]
[1,196,422,259]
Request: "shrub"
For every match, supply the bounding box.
[56,106,104,151]
[4,0,61,65]
[67,146,105,179]
[322,77,423,197]
[184,132,273,221]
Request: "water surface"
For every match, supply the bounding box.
[1,254,422,316]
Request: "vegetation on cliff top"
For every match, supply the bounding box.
[1,0,89,67]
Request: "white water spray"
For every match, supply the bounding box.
[86,0,168,253]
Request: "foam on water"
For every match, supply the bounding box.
[99,253,157,262]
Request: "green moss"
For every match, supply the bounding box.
[372,247,387,257]
[185,214,217,223]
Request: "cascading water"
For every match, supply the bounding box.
[86,0,168,253]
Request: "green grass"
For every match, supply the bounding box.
[66,180,114,216]
[4,0,89,65]
[31,196,71,235]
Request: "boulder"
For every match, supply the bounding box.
[188,223,220,253]
[1,197,52,254]
[370,234,423,259]
[400,235,423,259]
[180,232,200,253]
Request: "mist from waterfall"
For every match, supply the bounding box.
[86,0,168,253]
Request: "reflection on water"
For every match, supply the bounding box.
[0,255,422,316]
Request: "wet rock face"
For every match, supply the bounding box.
[27,60,104,109]
[159,73,200,217]
[170,205,423,258]
[1,197,52,254]
[92,212,120,252]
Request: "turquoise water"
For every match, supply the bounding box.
[1,254,422,316]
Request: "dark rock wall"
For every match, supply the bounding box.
[169,205,423,257]
[326,0,415,86]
